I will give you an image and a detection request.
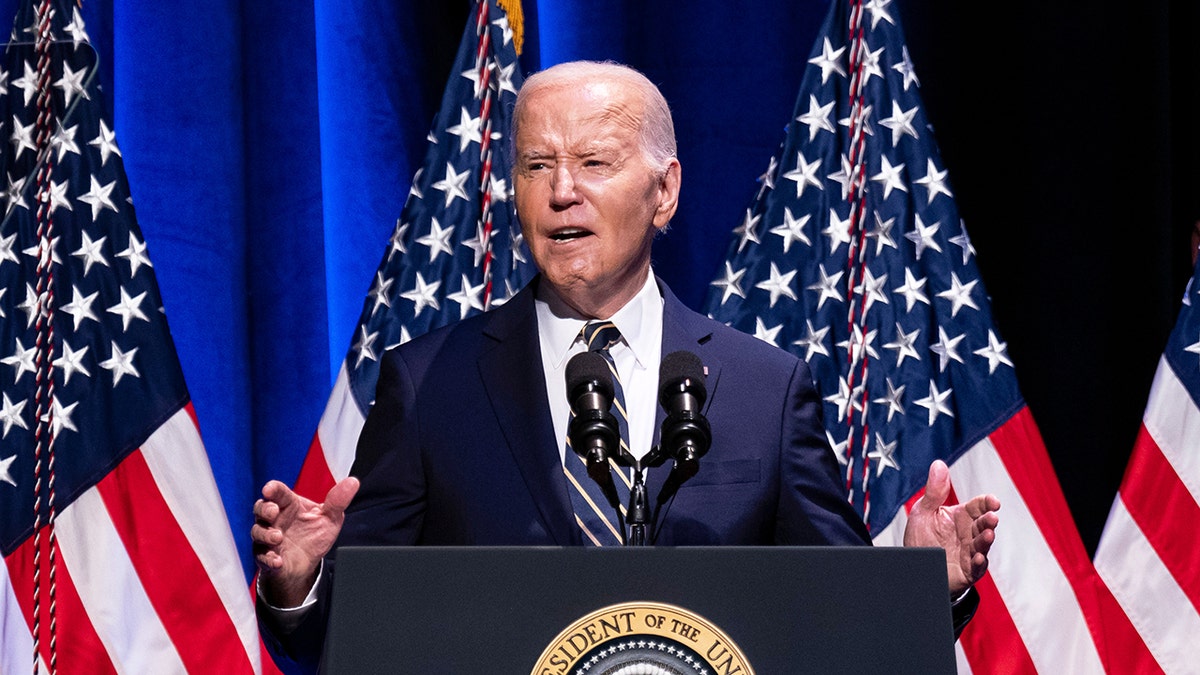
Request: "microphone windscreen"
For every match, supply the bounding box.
[659,351,705,391]
[566,351,614,399]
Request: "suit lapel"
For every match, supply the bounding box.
[645,279,722,501]
[477,280,580,545]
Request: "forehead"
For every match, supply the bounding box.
[516,80,644,149]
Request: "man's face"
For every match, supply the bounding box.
[513,80,679,318]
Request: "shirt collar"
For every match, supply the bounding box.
[536,270,663,370]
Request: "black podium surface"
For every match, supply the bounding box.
[324,546,956,674]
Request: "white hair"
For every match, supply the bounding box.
[513,60,677,174]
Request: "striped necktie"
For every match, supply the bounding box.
[563,321,633,546]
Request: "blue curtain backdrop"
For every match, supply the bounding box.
[3,0,1193,579]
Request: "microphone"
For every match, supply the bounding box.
[657,351,712,466]
[565,352,621,490]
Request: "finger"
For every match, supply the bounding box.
[252,498,279,524]
[261,480,298,508]
[250,523,281,546]
[917,460,950,510]
[323,476,361,516]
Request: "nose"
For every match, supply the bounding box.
[550,162,580,207]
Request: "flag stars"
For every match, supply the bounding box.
[823,208,854,254]
[753,317,782,347]
[893,46,921,91]
[461,222,491,267]
[873,378,906,422]
[431,162,471,207]
[65,6,90,46]
[43,397,80,437]
[770,207,812,253]
[1,337,37,382]
[400,271,441,316]
[865,0,896,29]
[783,152,824,199]
[368,271,394,316]
[871,156,907,200]
[12,60,38,106]
[387,220,409,261]
[447,274,486,319]
[416,218,456,262]
[913,159,952,204]
[905,214,942,260]
[710,261,746,305]
[51,123,81,161]
[60,285,100,330]
[792,320,831,360]
[884,322,921,367]
[54,60,91,107]
[879,101,919,147]
[931,326,966,372]
[808,37,847,84]
[858,42,886,83]
[117,232,153,276]
[0,393,28,439]
[867,211,898,256]
[73,231,109,275]
[974,330,1014,374]
[838,324,879,367]
[868,433,900,477]
[949,221,976,264]
[754,262,798,307]
[10,115,37,160]
[936,271,980,317]
[352,326,380,368]
[797,95,836,140]
[89,119,122,166]
[4,174,29,214]
[107,287,150,330]
[47,179,74,214]
[446,107,483,153]
[100,342,140,385]
[894,268,930,311]
[0,231,20,267]
[22,235,63,268]
[78,175,119,221]
[1184,333,1200,364]
[733,209,762,253]
[855,267,890,314]
[0,452,16,487]
[807,264,845,309]
[915,380,954,426]
[53,342,91,385]
[825,376,857,422]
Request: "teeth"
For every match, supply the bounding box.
[551,229,587,240]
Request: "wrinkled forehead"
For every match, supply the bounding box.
[515,79,645,148]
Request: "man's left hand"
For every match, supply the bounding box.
[904,459,1001,596]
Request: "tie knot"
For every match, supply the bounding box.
[581,321,622,353]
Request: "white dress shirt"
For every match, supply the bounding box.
[534,270,664,464]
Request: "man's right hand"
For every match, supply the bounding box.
[252,477,360,608]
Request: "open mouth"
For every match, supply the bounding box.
[549,228,591,242]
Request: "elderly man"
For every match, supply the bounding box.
[253,61,1000,672]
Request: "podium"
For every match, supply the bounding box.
[323,546,957,674]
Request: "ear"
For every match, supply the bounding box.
[652,159,682,231]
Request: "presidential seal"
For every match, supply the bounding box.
[531,601,754,675]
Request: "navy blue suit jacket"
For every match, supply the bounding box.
[342,276,870,548]
[260,277,877,672]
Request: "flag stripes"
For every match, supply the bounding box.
[3,407,261,673]
[1095,356,1200,674]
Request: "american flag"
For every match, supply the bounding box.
[1093,265,1200,672]
[0,1,265,673]
[701,0,1152,671]
[291,0,534,501]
